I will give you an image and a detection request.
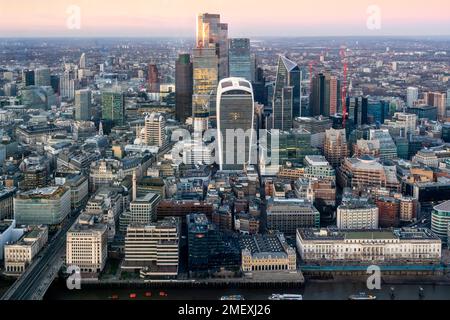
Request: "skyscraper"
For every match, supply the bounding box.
[193,13,228,117]
[22,69,35,87]
[272,55,301,131]
[34,67,51,87]
[310,73,340,117]
[79,53,86,69]
[196,13,229,80]
[192,47,218,116]
[424,91,447,120]
[216,78,255,171]
[148,64,160,93]
[229,38,252,81]
[75,89,92,121]
[60,70,76,100]
[138,112,167,148]
[175,54,193,123]
[407,87,419,108]
[324,128,349,168]
[102,91,125,126]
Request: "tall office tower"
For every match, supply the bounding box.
[347,96,368,127]
[407,87,419,108]
[22,69,35,87]
[75,89,92,121]
[324,128,349,168]
[50,75,60,95]
[193,13,228,117]
[148,64,160,93]
[216,78,255,171]
[228,38,252,81]
[192,47,219,116]
[34,67,51,86]
[175,54,193,123]
[196,13,229,79]
[272,55,301,131]
[447,89,450,108]
[424,92,447,120]
[327,75,339,115]
[310,73,340,117]
[218,23,229,80]
[140,112,167,148]
[102,91,125,126]
[253,66,267,106]
[59,70,76,100]
[79,53,86,69]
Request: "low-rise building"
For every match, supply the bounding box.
[296,228,441,265]
[122,218,180,278]
[4,226,48,275]
[14,186,71,226]
[337,203,379,230]
[267,198,320,235]
[240,233,296,272]
[66,215,108,274]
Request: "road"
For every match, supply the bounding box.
[2,210,80,300]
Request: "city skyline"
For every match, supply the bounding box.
[1,0,450,37]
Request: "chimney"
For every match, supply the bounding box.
[132,170,137,202]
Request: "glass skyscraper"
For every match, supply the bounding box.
[216,78,255,171]
[102,91,125,126]
[272,56,301,131]
[229,38,252,81]
[175,54,193,123]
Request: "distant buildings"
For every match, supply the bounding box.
[407,87,419,108]
[310,73,340,117]
[66,215,108,274]
[297,228,442,265]
[34,67,51,87]
[147,64,160,94]
[14,186,71,225]
[75,89,91,121]
[102,91,125,127]
[138,112,167,148]
[240,233,296,272]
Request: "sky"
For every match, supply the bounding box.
[0,0,449,37]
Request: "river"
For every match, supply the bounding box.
[43,280,450,300]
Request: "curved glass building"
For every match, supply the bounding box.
[216,78,255,171]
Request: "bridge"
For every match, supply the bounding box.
[1,210,80,300]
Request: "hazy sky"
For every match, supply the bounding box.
[0,0,449,37]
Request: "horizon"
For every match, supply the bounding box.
[1,0,450,37]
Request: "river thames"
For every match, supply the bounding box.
[43,280,450,300]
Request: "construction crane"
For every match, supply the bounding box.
[340,47,348,128]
